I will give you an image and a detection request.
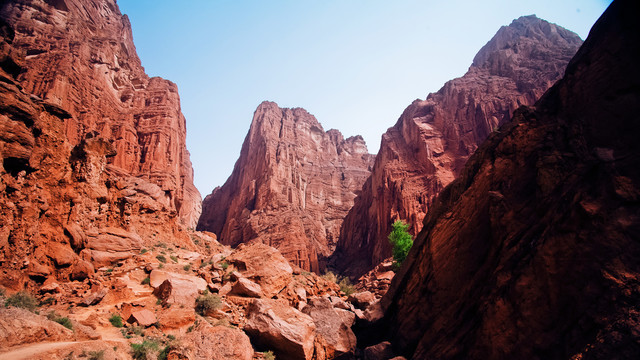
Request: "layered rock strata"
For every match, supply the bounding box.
[0,0,200,227]
[198,101,374,272]
[381,1,640,358]
[332,15,582,276]
[0,0,200,288]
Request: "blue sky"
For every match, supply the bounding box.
[117,0,611,196]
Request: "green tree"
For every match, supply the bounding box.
[388,220,413,269]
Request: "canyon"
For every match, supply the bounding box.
[198,102,374,272]
[1,0,637,359]
[332,14,583,276]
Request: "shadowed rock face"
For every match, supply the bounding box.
[332,15,582,277]
[0,0,201,227]
[198,101,374,272]
[0,0,200,288]
[380,1,640,358]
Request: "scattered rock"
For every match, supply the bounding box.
[364,341,395,360]
[229,277,263,298]
[168,323,253,360]
[245,298,316,360]
[226,243,293,297]
[302,297,356,359]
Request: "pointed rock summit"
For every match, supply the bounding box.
[380,1,640,358]
[331,14,583,276]
[198,101,374,272]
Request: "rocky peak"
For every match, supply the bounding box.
[331,15,582,277]
[198,101,374,272]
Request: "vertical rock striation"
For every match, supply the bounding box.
[1,0,201,227]
[332,15,582,276]
[0,0,200,288]
[381,1,640,358]
[198,101,374,272]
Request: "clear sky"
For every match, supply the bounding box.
[117,0,611,196]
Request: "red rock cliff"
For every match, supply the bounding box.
[198,101,374,272]
[1,0,201,227]
[0,0,200,289]
[380,1,640,358]
[332,15,582,276]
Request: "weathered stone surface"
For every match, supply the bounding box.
[364,341,395,360]
[0,0,200,288]
[332,15,583,276]
[381,2,640,359]
[229,277,263,298]
[128,308,157,327]
[245,298,317,360]
[348,291,376,310]
[157,308,196,331]
[198,101,374,272]
[168,322,253,360]
[226,242,293,297]
[0,307,74,350]
[150,270,206,306]
[0,0,201,228]
[302,297,357,359]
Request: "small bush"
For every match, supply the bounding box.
[156,255,167,263]
[158,263,164,269]
[183,264,191,271]
[321,271,338,283]
[5,291,38,311]
[0,288,5,297]
[47,311,73,330]
[109,314,123,328]
[388,220,413,269]
[88,350,105,360]
[141,277,151,285]
[195,293,222,316]
[140,249,148,254]
[130,340,160,360]
[155,242,168,249]
[264,350,276,360]
[170,255,178,263]
[220,261,229,270]
[157,346,170,360]
[338,277,355,296]
[105,268,114,274]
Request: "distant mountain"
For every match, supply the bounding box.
[197,101,374,272]
[331,14,582,276]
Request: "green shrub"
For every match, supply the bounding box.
[158,263,164,269]
[140,249,148,254]
[388,220,413,269]
[130,340,159,360]
[47,311,73,330]
[183,264,191,271]
[156,255,167,263]
[220,261,229,270]
[338,277,355,296]
[105,268,114,274]
[264,350,276,360]
[141,277,151,285]
[109,314,123,328]
[195,293,222,316]
[170,255,178,263]
[5,291,38,311]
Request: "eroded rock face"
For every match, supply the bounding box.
[198,101,374,272]
[332,15,583,276]
[0,0,200,228]
[380,2,640,358]
[0,0,200,288]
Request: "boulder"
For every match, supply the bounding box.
[226,243,293,297]
[245,298,316,360]
[229,277,263,298]
[168,323,253,360]
[128,309,157,327]
[150,270,207,306]
[302,297,356,358]
[348,291,376,310]
[364,341,395,360]
[157,308,196,331]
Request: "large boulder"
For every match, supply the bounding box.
[244,298,316,360]
[150,270,207,306]
[0,307,75,349]
[302,297,357,359]
[168,323,253,360]
[226,243,293,297]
